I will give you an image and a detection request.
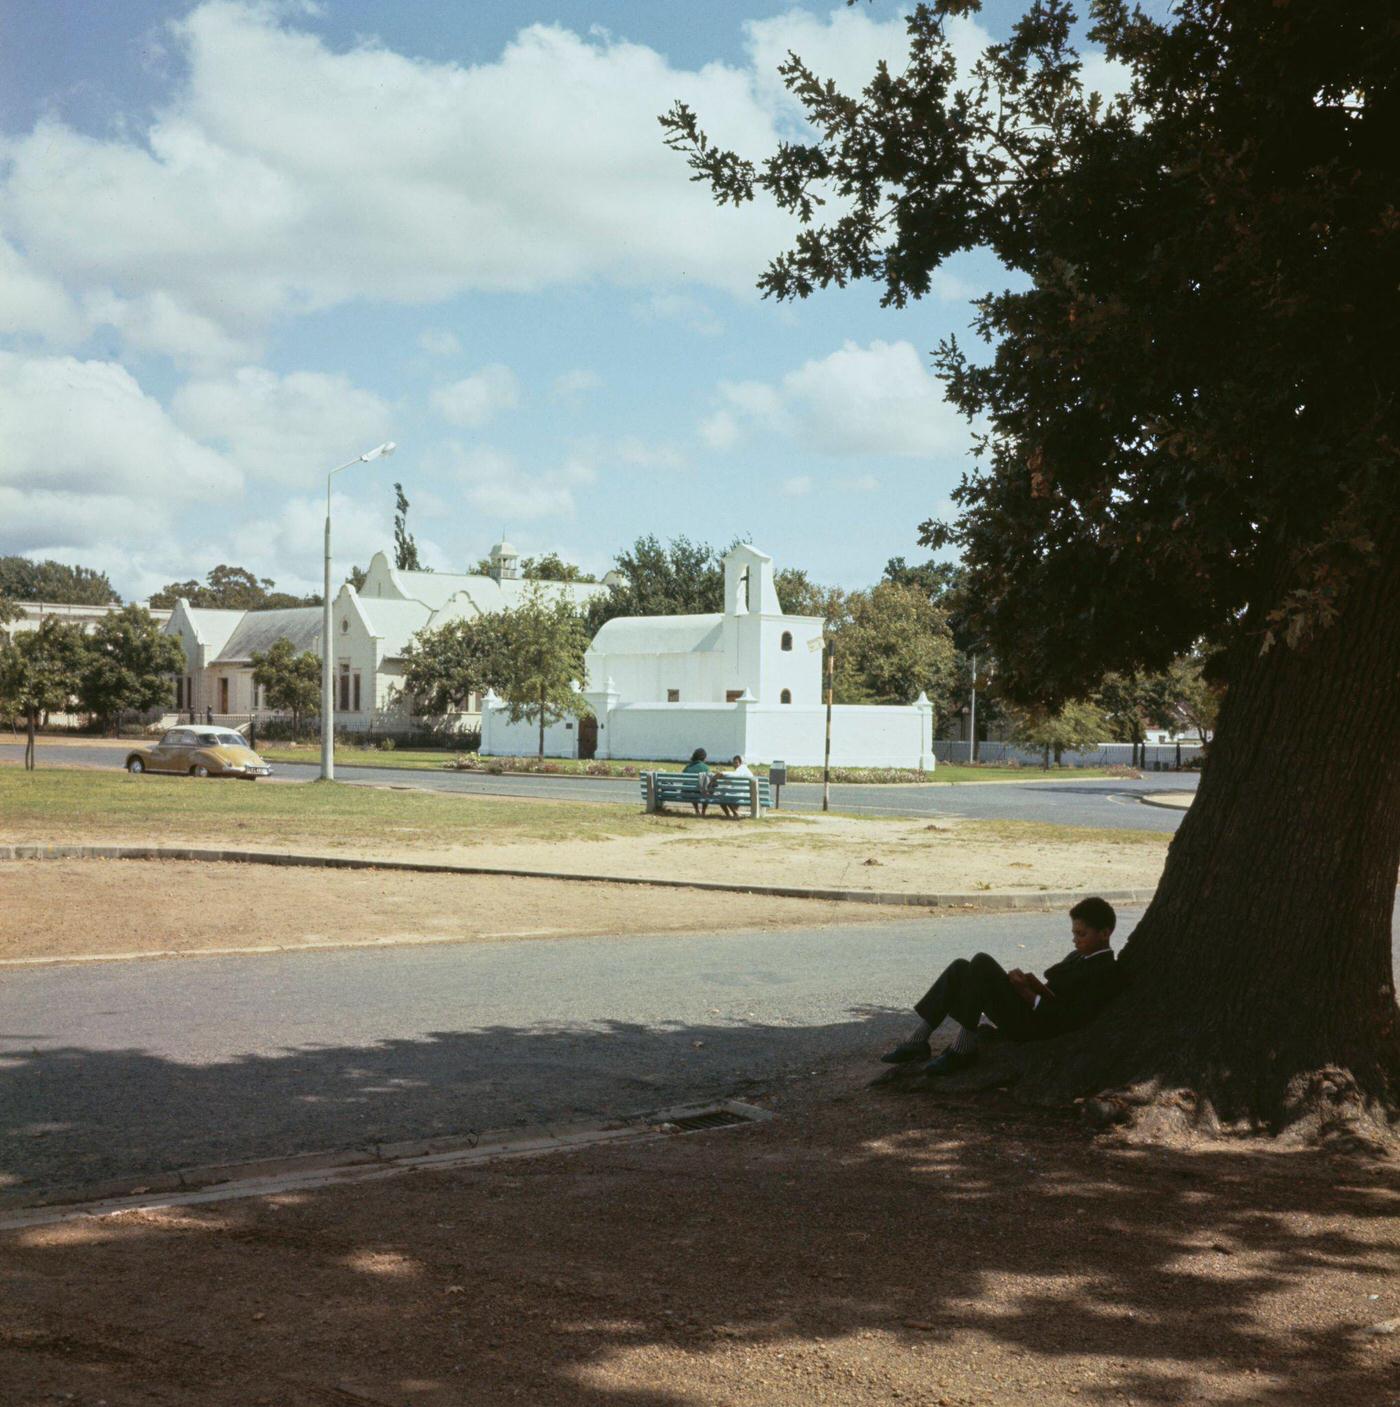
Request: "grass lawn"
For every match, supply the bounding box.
[0,767,682,851]
[255,743,1121,786]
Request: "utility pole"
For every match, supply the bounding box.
[822,639,834,812]
[968,651,977,765]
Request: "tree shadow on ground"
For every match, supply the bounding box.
[2,1016,1397,1406]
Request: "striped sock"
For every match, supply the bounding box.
[950,1024,980,1055]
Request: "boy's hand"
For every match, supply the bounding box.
[1008,971,1037,1007]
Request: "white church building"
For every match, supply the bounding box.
[164,540,611,732]
[481,545,936,769]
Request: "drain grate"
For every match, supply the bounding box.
[668,1109,751,1132]
[646,1101,772,1135]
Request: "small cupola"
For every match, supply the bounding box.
[489,539,520,581]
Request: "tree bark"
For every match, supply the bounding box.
[538,686,545,759]
[25,709,36,771]
[1012,541,1400,1144]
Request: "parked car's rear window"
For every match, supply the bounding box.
[196,731,246,747]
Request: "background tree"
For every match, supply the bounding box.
[393,483,423,571]
[521,552,595,582]
[489,587,591,757]
[1005,698,1106,770]
[398,614,507,719]
[150,565,318,611]
[78,606,185,735]
[0,620,86,768]
[0,557,118,606]
[831,582,958,716]
[775,567,845,626]
[250,638,322,736]
[348,565,369,592]
[666,0,1400,1138]
[585,535,727,634]
[1167,652,1222,745]
[1094,672,1174,768]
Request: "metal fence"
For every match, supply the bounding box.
[931,739,1205,770]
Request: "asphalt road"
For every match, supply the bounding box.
[1,740,1196,831]
[1,909,1127,1199]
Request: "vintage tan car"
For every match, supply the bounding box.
[126,727,273,780]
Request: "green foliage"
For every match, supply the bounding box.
[78,606,185,729]
[0,619,88,766]
[831,581,958,712]
[393,483,423,571]
[521,552,595,582]
[0,557,118,606]
[1166,651,1222,742]
[774,567,843,624]
[400,614,507,718]
[489,586,592,756]
[348,564,369,592]
[585,535,727,634]
[150,564,317,611]
[1093,672,1175,747]
[1005,699,1107,767]
[250,638,321,732]
[664,0,1399,703]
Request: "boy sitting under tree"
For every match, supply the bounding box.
[881,897,1121,1076]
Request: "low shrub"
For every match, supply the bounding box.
[376,736,397,751]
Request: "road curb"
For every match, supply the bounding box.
[1139,792,1193,811]
[0,1100,774,1230]
[1,842,1157,913]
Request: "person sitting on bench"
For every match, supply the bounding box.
[880,897,1121,1075]
[681,747,713,816]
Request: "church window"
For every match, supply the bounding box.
[781,631,793,651]
[780,689,792,704]
[667,689,680,703]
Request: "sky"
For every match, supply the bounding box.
[0,1,1129,602]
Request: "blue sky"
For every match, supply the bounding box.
[0,1,1127,601]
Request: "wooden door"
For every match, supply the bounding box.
[578,715,598,760]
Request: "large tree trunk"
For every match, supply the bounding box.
[1012,545,1400,1144]
[25,709,36,771]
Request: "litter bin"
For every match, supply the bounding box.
[770,759,787,808]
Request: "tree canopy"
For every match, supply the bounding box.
[0,557,118,606]
[663,0,1400,1138]
[250,638,322,735]
[0,619,88,768]
[393,483,423,572]
[78,606,185,732]
[150,565,318,611]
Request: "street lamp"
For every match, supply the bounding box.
[322,441,395,781]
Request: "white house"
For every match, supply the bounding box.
[164,541,613,732]
[325,542,612,732]
[481,544,936,769]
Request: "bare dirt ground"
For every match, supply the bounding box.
[3,1063,1396,1407]
[0,859,919,963]
[420,815,1167,896]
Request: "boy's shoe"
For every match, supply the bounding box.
[879,1040,932,1065]
[922,1048,978,1077]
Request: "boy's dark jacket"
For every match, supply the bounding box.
[1029,948,1120,1038]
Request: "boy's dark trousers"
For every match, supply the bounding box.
[914,952,1037,1042]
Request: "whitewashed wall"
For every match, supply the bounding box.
[482,696,934,769]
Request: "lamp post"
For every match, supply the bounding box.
[322,441,395,781]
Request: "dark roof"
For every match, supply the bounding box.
[211,607,323,664]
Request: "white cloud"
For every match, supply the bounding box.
[418,329,462,358]
[551,368,602,401]
[614,436,685,471]
[633,292,724,338]
[451,444,592,522]
[707,340,967,460]
[170,366,394,483]
[782,475,812,497]
[698,410,740,452]
[431,364,522,429]
[0,239,86,344]
[843,473,881,493]
[0,1,797,358]
[0,353,235,557]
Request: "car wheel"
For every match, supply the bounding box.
[127,758,145,774]
[191,764,210,778]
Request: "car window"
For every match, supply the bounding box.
[165,731,196,747]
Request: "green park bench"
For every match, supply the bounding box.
[640,771,773,819]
